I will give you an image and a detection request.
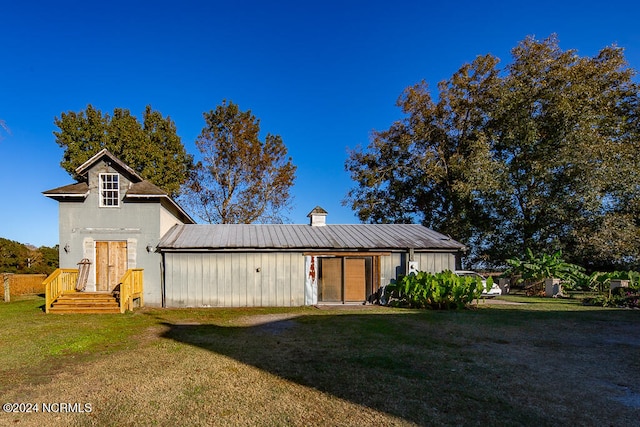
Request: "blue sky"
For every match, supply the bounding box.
[2,0,640,247]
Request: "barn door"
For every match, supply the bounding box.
[319,258,342,302]
[319,257,373,303]
[96,241,128,292]
[344,258,366,301]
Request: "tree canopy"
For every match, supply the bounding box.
[179,101,297,224]
[54,105,193,197]
[346,35,640,270]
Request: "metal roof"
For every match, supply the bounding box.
[158,224,466,251]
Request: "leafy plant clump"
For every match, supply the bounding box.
[504,250,640,307]
[582,288,640,308]
[383,270,486,310]
[581,271,640,308]
[573,270,640,293]
[505,249,585,293]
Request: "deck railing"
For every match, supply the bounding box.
[119,269,144,313]
[44,268,143,313]
[43,269,78,313]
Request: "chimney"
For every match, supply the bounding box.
[307,206,328,226]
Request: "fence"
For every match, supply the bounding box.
[1,273,48,301]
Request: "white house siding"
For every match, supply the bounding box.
[163,252,306,307]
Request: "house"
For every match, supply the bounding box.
[43,149,194,310]
[44,150,466,310]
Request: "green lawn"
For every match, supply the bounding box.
[1,295,639,426]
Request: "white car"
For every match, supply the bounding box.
[454,270,502,297]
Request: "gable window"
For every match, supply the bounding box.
[100,173,120,207]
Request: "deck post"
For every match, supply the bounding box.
[3,273,12,302]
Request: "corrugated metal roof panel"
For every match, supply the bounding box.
[158,224,465,251]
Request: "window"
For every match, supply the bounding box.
[100,173,120,207]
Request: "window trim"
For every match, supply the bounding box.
[99,173,120,207]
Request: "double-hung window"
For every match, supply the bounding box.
[100,173,120,207]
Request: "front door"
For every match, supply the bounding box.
[96,241,128,292]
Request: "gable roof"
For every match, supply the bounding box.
[158,223,466,252]
[43,150,195,224]
[307,206,328,216]
[75,149,143,181]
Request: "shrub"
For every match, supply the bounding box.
[384,270,484,310]
[581,270,640,308]
[582,287,640,308]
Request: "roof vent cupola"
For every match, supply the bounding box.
[307,206,328,227]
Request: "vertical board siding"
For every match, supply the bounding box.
[164,251,457,307]
[380,253,403,286]
[277,254,286,305]
[379,252,457,288]
[164,252,306,307]
[291,253,304,305]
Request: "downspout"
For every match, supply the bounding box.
[160,251,166,308]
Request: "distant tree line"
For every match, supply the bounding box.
[0,238,58,274]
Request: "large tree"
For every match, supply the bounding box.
[346,35,640,269]
[180,101,297,224]
[489,35,640,269]
[346,54,502,249]
[54,105,192,197]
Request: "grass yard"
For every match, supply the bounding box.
[0,295,639,426]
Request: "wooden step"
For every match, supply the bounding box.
[49,292,121,314]
[52,302,119,308]
[57,292,116,299]
[55,297,118,304]
[49,306,121,314]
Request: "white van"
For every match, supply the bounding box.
[455,270,502,297]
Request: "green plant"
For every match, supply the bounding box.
[582,286,640,308]
[384,270,483,309]
[572,270,640,293]
[505,249,585,291]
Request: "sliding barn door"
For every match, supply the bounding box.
[318,256,373,303]
[320,258,342,302]
[344,258,366,301]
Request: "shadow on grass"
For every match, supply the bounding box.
[157,310,572,426]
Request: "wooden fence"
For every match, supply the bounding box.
[1,273,48,301]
